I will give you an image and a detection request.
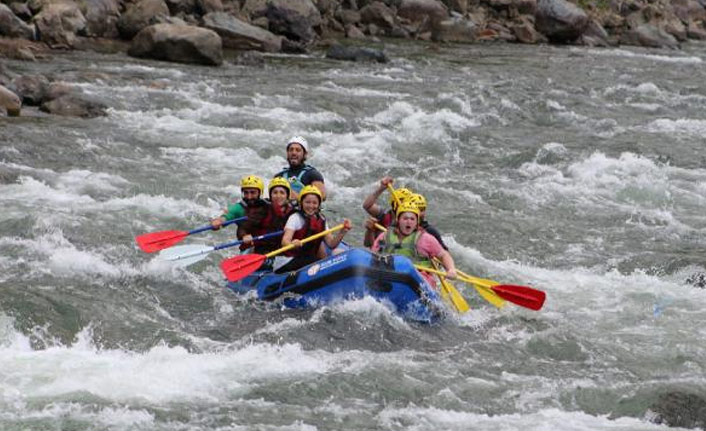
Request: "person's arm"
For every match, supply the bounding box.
[211,202,245,228]
[324,219,352,248]
[363,217,379,247]
[438,249,457,279]
[282,214,303,248]
[370,231,386,252]
[362,177,393,217]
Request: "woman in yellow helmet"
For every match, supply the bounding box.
[407,193,449,251]
[371,201,456,288]
[277,185,352,273]
[362,176,413,247]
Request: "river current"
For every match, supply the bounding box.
[1,41,705,430]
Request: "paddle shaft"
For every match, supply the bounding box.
[265,224,345,258]
[188,217,242,235]
[386,183,402,207]
[170,231,284,261]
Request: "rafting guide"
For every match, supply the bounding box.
[274,136,326,201]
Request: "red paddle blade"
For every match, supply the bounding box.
[220,254,267,282]
[135,230,188,253]
[491,285,546,311]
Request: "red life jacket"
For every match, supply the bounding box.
[378,209,396,228]
[286,211,326,257]
[252,202,294,254]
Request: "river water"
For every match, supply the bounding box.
[1,40,705,430]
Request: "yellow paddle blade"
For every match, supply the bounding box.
[421,262,470,314]
[456,269,507,309]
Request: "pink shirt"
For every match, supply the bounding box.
[371,230,444,259]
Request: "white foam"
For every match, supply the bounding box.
[579,47,703,64]
[641,118,706,137]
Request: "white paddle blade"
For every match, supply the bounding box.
[157,244,214,267]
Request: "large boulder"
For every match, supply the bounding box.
[535,0,588,43]
[128,23,223,65]
[431,16,478,42]
[620,23,679,48]
[117,0,170,39]
[511,15,545,43]
[33,0,86,48]
[202,12,281,51]
[40,93,107,117]
[80,0,120,38]
[266,0,321,42]
[671,0,706,24]
[0,4,35,39]
[398,0,448,24]
[360,1,395,30]
[11,74,49,105]
[242,0,267,19]
[0,84,21,116]
[9,2,33,21]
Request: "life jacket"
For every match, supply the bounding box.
[380,228,431,268]
[275,164,314,195]
[286,211,326,257]
[252,201,295,254]
[237,199,269,251]
[377,209,396,229]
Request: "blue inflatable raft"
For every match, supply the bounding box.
[227,248,446,322]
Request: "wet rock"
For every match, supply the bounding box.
[266,0,322,43]
[242,0,267,19]
[0,38,46,60]
[648,392,706,429]
[165,0,196,15]
[360,1,396,31]
[687,21,706,39]
[578,18,610,46]
[511,15,545,43]
[40,93,107,117]
[33,0,87,48]
[196,0,223,15]
[325,43,388,62]
[117,0,170,40]
[12,74,49,105]
[535,0,589,43]
[232,49,265,65]
[0,3,35,39]
[663,16,688,41]
[281,37,309,52]
[9,2,33,21]
[128,23,223,65]
[620,23,679,48]
[0,84,21,116]
[398,0,449,26]
[81,0,120,38]
[336,8,361,26]
[432,16,478,42]
[345,23,366,38]
[45,81,72,101]
[202,11,281,51]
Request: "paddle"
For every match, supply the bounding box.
[221,224,345,282]
[448,265,506,309]
[420,266,545,311]
[158,231,284,267]
[457,271,546,311]
[429,259,470,313]
[136,217,246,253]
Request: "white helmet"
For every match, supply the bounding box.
[286,136,309,153]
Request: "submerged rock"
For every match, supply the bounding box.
[325,43,388,62]
[647,392,706,429]
[40,93,107,117]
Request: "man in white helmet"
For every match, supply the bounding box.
[274,136,326,200]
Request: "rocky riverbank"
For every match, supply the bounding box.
[2,0,706,116]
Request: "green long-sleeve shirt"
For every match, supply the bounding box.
[223,202,246,221]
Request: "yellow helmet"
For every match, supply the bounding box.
[389,187,413,208]
[409,193,427,211]
[240,175,264,195]
[268,177,291,198]
[298,185,323,205]
[396,202,420,218]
